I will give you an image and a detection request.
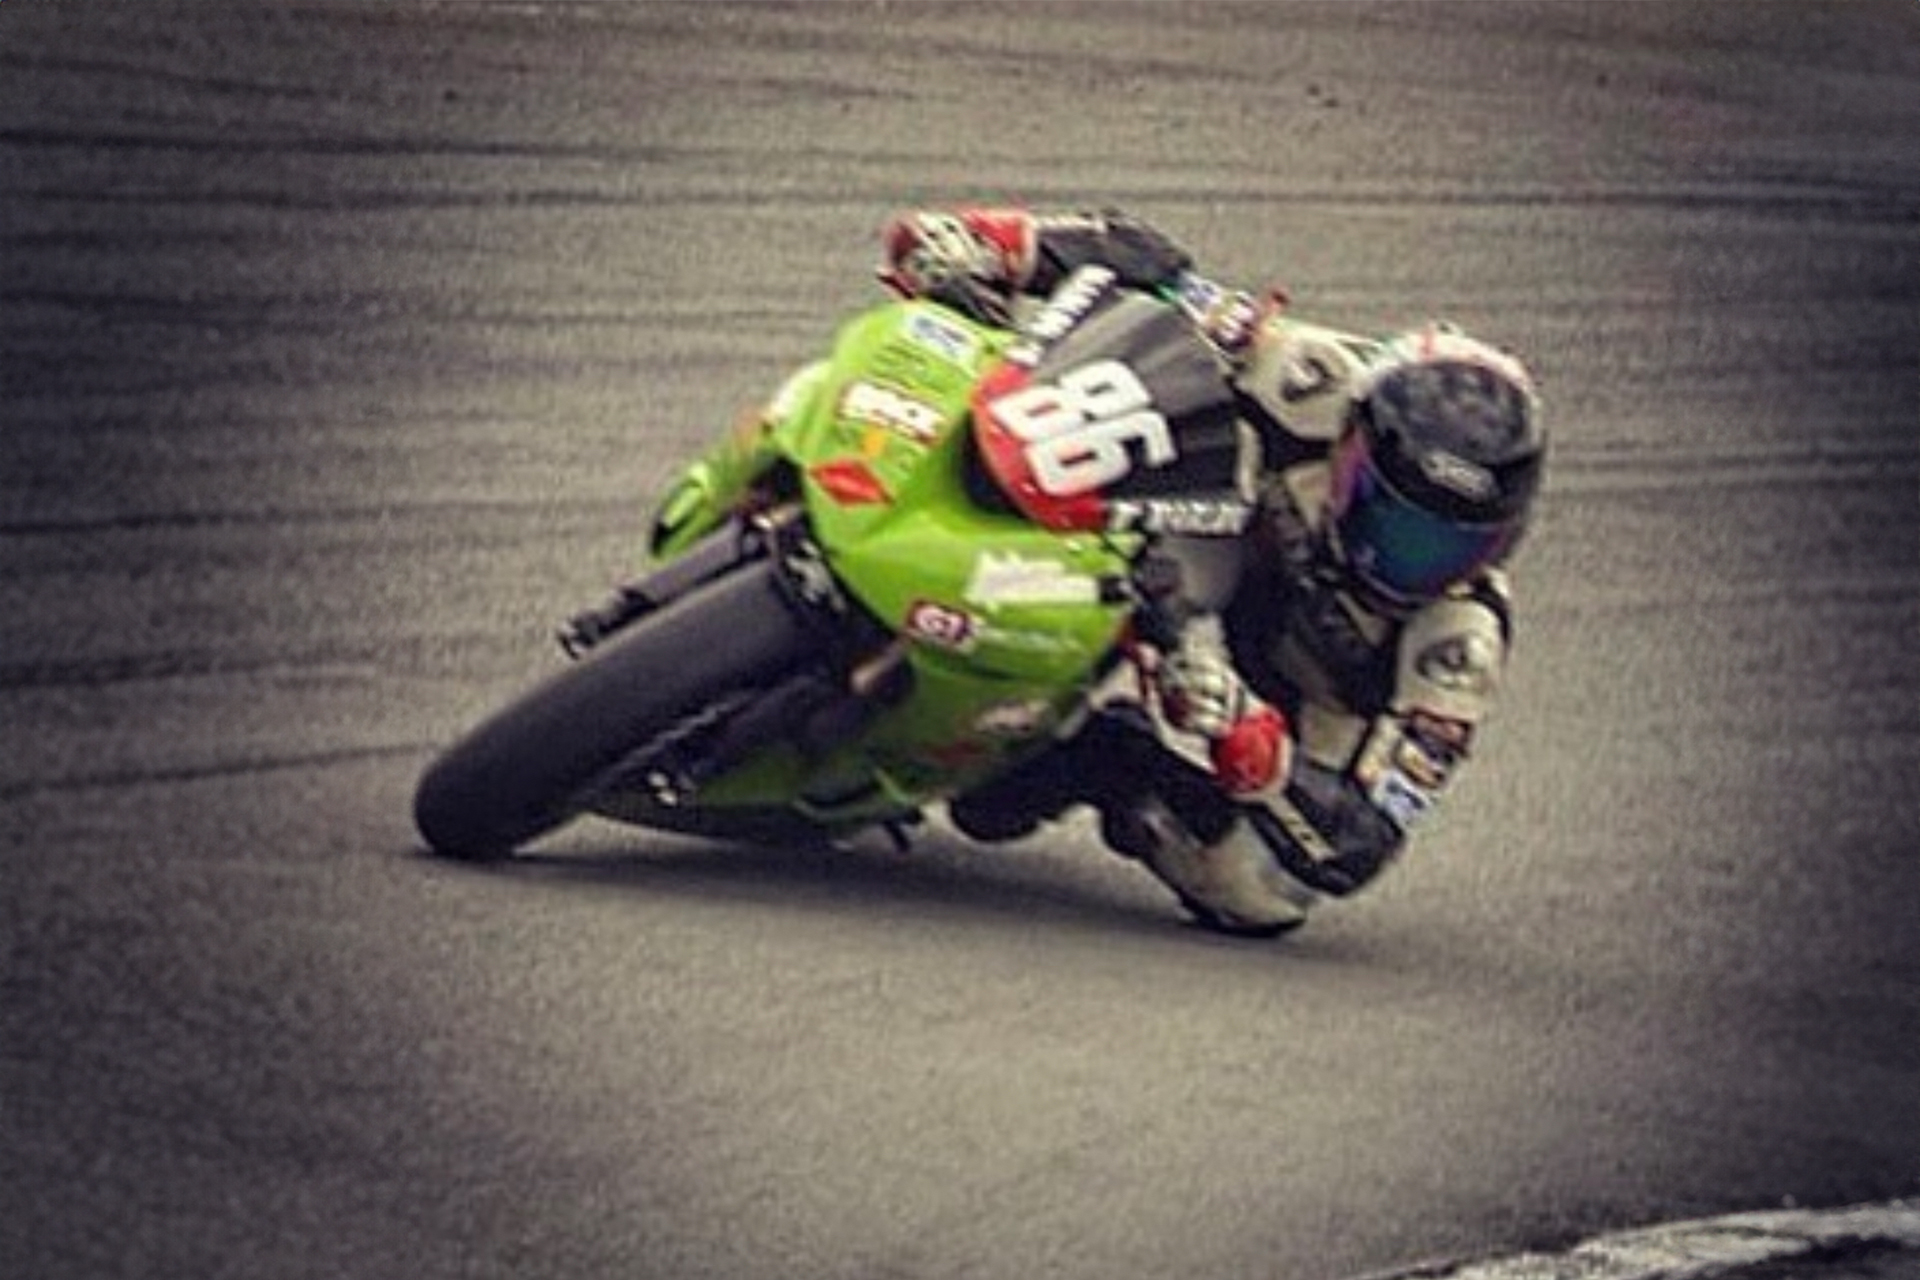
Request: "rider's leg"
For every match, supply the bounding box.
[946,701,1163,844]
[1108,802,1318,937]
[1085,722,1320,937]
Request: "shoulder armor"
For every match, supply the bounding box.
[1393,575,1511,724]
[1237,318,1379,444]
[1462,567,1514,646]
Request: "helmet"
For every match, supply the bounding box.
[1326,328,1543,614]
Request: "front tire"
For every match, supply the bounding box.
[413,561,812,860]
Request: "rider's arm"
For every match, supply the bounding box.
[1020,209,1196,294]
[1246,583,1511,897]
[881,207,1195,303]
[882,206,1279,373]
[1130,540,1296,803]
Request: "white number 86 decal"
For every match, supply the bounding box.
[988,359,1176,496]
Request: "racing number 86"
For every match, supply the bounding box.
[988,359,1176,496]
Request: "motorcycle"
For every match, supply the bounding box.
[412,266,1258,861]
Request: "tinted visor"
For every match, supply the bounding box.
[1330,434,1514,609]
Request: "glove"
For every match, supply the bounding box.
[1156,645,1292,798]
[878,211,1021,323]
[1156,646,1250,741]
[1079,209,1194,289]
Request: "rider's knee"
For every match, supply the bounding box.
[1109,799,1317,936]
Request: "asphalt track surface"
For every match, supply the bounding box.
[3,4,1918,1279]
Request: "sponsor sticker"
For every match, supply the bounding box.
[1419,449,1496,501]
[838,380,946,444]
[903,599,977,651]
[1007,264,1115,364]
[976,623,1080,656]
[963,552,1099,609]
[1392,735,1450,789]
[1268,796,1339,864]
[974,698,1052,738]
[1368,767,1437,832]
[1407,709,1474,752]
[807,458,891,507]
[1106,498,1252,536]
[903,310,981,366]
[1354,718,1450,832]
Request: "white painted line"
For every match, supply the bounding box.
[1362,1200,1920,1280]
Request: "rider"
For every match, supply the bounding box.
[879,207,1545,936]
[603,206,1545,937]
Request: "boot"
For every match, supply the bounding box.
[948,746,1086,843]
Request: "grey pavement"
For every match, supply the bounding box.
[4,5,1917,1279]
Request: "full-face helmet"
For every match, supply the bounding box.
[1327,328,1543,614]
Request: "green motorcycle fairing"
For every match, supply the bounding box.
[642,299,1141,827]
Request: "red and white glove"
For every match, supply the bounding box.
[1155,646,1292,798]
[878,208,1037,303]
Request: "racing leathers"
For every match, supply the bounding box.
[887,207,1516,936]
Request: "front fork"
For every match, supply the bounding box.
[562,507,912,805]
[558,505,810,658]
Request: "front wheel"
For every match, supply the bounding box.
[413,561,813,860]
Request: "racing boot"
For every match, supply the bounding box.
[1114,807,1313,938]
[946,701,1160,844]
[1092,750,1315,938]
[947,743,1087,843]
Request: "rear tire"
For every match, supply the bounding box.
[413,561,812,860]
